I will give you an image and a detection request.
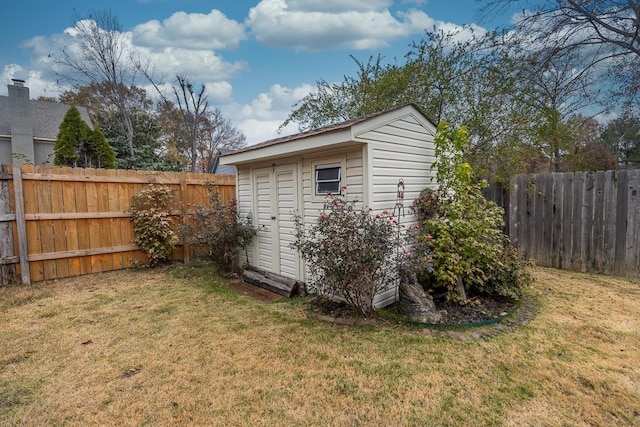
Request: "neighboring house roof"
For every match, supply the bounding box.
[0,96,92,140]
[221,104,435,166]
[212,148,237,175]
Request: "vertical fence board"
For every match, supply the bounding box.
[23,167,43,282]
[561,172,574,270]
[614,170,629,276]
[107,169,124,270]
[73,168,92,275]
[602,170,617,275]
[62,173,81,277]
[521,175,533,259]
[539,174,553,267]
[571,172,585,272]
[581,173,595,273]
[118,171,132,269]
[532,176,544,264]
[626,170,639,275]
[592,171,606,272]
[12,166,31,285]
[37,178,57,280]
[551,173,564,269]
[508,175,520,250]
[86,177,104,274]
[96,170,114,272]
[50,178,69,278]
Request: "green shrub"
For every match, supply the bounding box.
[84,123,116,168]
[130,185,178,266]
[291,193,402,317]
[178,184,257,273]
[55,105,115,169]
[417,122,531,302]
[54,106,85,166]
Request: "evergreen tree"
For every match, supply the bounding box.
[54,106,86,167]
[86,123,116,168]
[55,105,116,169]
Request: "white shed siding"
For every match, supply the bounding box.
[299,147,365,285]
[358,115,436,308]
[300,147,365,228]
[344,151,365,201]
[360,115,436,225]
[237,167,255,265]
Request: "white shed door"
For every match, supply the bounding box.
[253,165,300,279]
[254,169,275,272]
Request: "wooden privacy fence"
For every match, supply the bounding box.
[507,170,640,277]
[0,164,235,285]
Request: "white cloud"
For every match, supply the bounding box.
[237,118,298,145]
[287,0,393,13]
[246,0,436,51]
[139,45,247,83]
[16,18,247,104]
[1,65,70,98]
[436,22,488,42]
[225,83,315,145]
[594,111,618,125]
[132,10,246,50]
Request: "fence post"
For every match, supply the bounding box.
[0,165,17,285]
[12,165,31,285]
[180,179,190,264]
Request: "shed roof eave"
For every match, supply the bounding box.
[220,128,359,166]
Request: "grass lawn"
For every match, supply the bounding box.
[0,265,638,426]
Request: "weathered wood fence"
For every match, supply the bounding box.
[495,170,639,278]
[0,164,235,285]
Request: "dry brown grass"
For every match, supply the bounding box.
[0,265,638,426]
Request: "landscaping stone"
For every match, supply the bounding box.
[398,274,444,323]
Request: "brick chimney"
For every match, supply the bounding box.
[8,79,34,164]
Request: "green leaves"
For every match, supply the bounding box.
[54,105,115,169]
[54,106,85,167]
[178,186,258,273]
[291,195,401,317]
[130,186,178,267]
[420,122,531,303]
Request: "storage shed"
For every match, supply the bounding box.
[221,104,437,307]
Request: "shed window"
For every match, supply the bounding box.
[315,165,341,195]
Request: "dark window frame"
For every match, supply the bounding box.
[315,164,342,195]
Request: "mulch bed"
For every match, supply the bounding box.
[435,295,515,325]
[229,280,539,335]
[304,293,517,325]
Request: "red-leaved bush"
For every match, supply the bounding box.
[291,194,403,317]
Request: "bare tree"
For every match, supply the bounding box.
[54,11,138,160]
[480,1,639,55]
[197,108,246,173]
[512,45,602,171]
[479,1,640,101]
[171,75,209,172]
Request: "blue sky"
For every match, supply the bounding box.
[0,0,513,144]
